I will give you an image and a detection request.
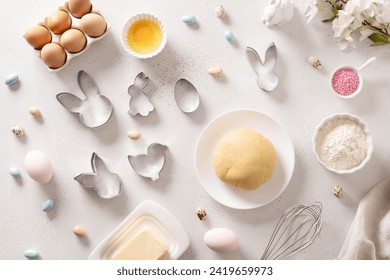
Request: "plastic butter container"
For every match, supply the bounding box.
[23,1,110,72]
[88,200,190,260]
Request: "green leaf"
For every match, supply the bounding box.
[368,33,389,46]
[370,41,390,46]
[322,6,338,23]
[322,15,337,23]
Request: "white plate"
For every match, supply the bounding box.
[195,109,295,209]
[88,200,190,260]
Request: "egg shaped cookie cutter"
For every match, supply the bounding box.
[128,72,155,117]
[128,143,168,181]
[174,78,200,113]
[74,152,122,199]
[56,70,114,128]
[246,42,278,92]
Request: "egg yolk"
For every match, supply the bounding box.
[127,19,162,54]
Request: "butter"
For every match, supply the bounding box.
[111,228,168,260]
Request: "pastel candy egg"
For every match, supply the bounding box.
[24,249,39,259]
[224,30,236,42]
[9,167,21,177]
[41,198,54,212]
[204,227,239,253]
[182,15,196,25]
[24,150,53,184]
[4,74,19,86]
[73,226,87,237]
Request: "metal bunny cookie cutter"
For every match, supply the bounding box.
[246,43,279,92]
[128,143,168,181]
[128,72,155,117]
[174,78,200,113]
[74,153,122,199]
[56,71,114,128]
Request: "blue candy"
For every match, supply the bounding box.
[224,30,236,42]
[24,249,39,259]
[9,167,21,177]
[182,15,196,25]
[41,198,54,212]
[4,74,19,86]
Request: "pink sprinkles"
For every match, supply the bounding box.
[332,68,360,96]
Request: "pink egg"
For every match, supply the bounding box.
[204,227,239,253]
[24,150,53,184]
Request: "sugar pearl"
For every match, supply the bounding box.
[332,185,344,198]
[224,30,236,42]
[9,167,21,177]
[29,106,42,117]
[11,124,25,136]
[24,249,39,259]
[208,67,224,78]
[196,207,207,220]
[127,131,141,140]
[308,56,321,69]
[73,226,87,237]
[216,5,226,19]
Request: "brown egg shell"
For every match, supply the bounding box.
[46,9,72,34]
[60,28,87,53]
[79,13,107,38]
[25,3,111,72]
[40,43,67,69]
[24,25,52,50]
[66,0,93,18]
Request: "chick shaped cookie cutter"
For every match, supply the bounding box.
[128,72,155,117]
[246,42,278,92]
[128,143,168,181]
[74,153,122,199]
[56,70,114,128]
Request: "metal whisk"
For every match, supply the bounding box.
[261,202,322,260]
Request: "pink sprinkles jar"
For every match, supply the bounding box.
[331,68,360,96]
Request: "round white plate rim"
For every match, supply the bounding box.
[195,109,295,209]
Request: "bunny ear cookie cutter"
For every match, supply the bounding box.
[128,72,155,117]
[128,143,168,181]
[74,153,122,199]
[56,70,114,128]
[246,42,279,92]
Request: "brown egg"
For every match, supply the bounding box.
[68,0,92,18]
[79,13,107,38]
[47,10,72,34]
[24,25,52,50]
[40,43,67,69]
[60,29,87,53]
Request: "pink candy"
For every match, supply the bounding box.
[331,68,360,96]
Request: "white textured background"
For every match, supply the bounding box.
[1,0,390,260]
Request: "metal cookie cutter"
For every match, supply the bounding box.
[246,42,278,92]
[56,70,114,128]
[174,78,200,113]
[74,153,122,199]
[127,72,155,117]
[128,143,168,181]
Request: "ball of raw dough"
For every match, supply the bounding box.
[213,128,276,190]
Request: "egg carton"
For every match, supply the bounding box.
[24,1,111,72]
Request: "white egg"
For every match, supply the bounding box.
[204,227,239,253]
[24,150,53,184]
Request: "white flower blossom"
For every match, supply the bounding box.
[376,1,390,23]
[359,28,374,41]
[296,0,319,22]
[288,0,390,49]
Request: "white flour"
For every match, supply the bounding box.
[316,118,368,170]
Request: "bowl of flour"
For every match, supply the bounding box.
[313,113,373,174]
